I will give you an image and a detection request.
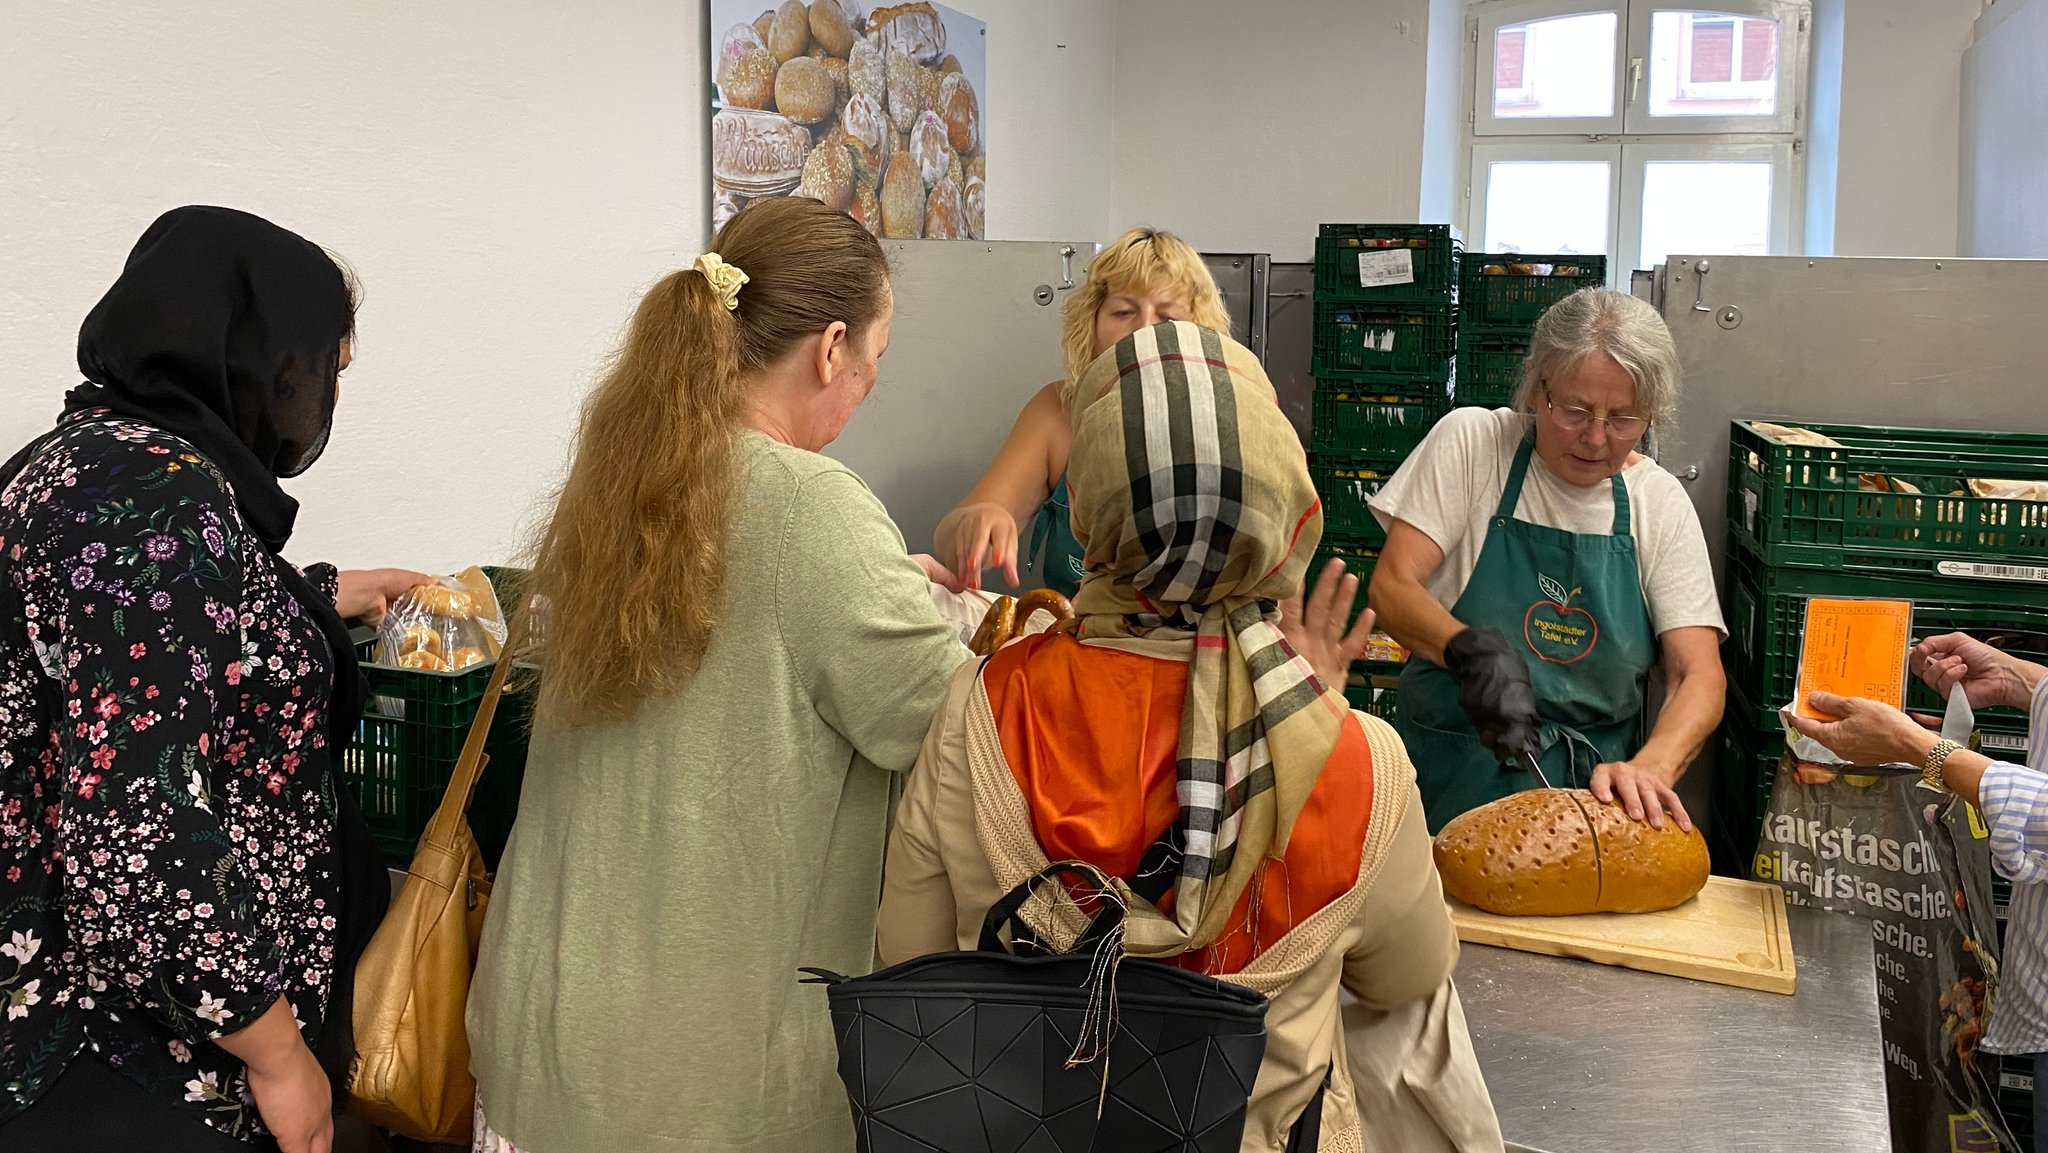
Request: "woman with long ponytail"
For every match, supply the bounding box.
[466,197,970,1153]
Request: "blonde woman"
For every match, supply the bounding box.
[934,228,1232,594]
[465,197,971,1153]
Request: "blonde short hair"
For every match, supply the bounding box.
[1514,288,1682,429]
[1060,228,1231,385]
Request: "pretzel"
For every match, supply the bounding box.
[968,596,1016,656]
[968,589,1076,656]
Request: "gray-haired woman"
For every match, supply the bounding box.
[1365,288,1727,832]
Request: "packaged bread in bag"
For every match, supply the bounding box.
[370,568,508,717]
[376,567,507,672]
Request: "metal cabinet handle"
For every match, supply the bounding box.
[1058,246,1075,290]
[1629,57,1643,106]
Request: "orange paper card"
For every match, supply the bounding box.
[1794,597,1912,720]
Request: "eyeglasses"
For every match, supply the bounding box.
[1542,382,1649,441]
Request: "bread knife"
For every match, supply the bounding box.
[1516,750,1553,790]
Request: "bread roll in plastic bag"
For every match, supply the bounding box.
[370,567,507,716]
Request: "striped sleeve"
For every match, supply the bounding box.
[1981,764,2048,885]
[1980,673,2048,886]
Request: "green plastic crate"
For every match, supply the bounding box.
[1458,255,1606,334]
[1310,390,1447,460]
[1710,710,1783,878]
[1311,459,1394,542]
[1313,224,1459,305]
[1728,418,2048,585]
[1722,544,2045,735]
[1312,303,1455,380]
[343,566,534,866]
[1308,535,1382,632]
[1980,726,2033,765]
[1342,675,1400,722]
[1999,1059,2034,1145]
[1310,535,1381,584]
[1453,339,1529,409]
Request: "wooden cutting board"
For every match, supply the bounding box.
[1448,876,1797,994]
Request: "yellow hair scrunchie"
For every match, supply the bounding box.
[694,252,748,311]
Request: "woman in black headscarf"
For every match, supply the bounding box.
[0,207,425,1153]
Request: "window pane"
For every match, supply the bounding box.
[1493,13,1619,119]
[1483,161,1612,255]
[1639,160,1772,268]
[1741,18,1776,82]
[1496,29,1527,89]
[1648,10,1779,118]
[1690,19,1733,83]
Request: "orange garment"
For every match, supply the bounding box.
[983,632,1373,974]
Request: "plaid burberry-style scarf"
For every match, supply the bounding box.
[1063,321,1347,951]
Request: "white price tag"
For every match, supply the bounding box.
[1356,249,1415,288]
[1935,560,2048,584]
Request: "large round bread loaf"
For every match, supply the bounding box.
[1432,789,1709,916]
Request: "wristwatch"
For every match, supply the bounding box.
[1923,738,1961,791]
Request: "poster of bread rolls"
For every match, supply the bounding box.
[709,0,988,240]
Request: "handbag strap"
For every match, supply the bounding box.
[420,609,529,845]
[978,860,1121,954]
[1282,1070,1330,1152]
[977,826,1184,956]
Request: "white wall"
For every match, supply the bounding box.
[1961,0,2048,257]
[1108,0,1433,262]
[0,1,1116,572]
[1829,0,1982,257]
[1802,0,1845,256]
[1419,0,1468,225]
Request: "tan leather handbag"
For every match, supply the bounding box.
[345,619,523,1143]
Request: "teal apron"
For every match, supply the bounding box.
[1028,475,1085,597]
[1396,439,1658,832]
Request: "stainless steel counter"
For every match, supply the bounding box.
[1457,905,1888,1153]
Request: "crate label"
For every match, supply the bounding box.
[1743,489,1758,534]
[2002,1070,2035,1093]
[1936,560,2048,584]
[1982,731,2030,754]
[1356,249,1415,288]
[1359,326,1397,352]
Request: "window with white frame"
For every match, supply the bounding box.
[1467,0,1809,278]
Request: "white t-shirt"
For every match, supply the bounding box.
[1368,407,1726,638]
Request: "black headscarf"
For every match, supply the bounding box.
[5,205,386,1086]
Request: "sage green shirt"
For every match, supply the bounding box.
[467,432,969,1153]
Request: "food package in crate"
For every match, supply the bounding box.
[1362,631,1407,664]
[1969,477,2048,502]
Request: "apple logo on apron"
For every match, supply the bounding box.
[1524,574,1599,665]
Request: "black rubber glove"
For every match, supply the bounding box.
[1441,626,1541,764]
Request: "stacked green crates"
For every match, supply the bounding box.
[1310,224,1460,718]
[1454,255,1605,409]
[1713,418,2048,876]
[1999,1056,2034,1149]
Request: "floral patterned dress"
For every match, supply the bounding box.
[0,413,344,1141]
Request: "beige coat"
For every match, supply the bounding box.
[878,641,1505,1152]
